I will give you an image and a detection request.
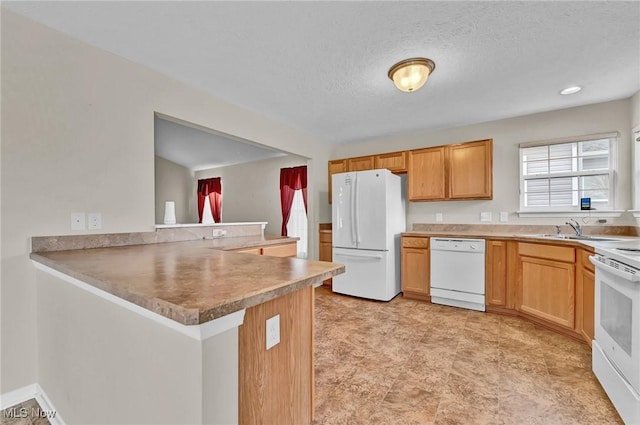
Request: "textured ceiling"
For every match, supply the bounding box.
[3,1,640,147]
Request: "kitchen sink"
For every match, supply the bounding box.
[526,234,623,242]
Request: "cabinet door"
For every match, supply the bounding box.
[328,159,347,204]
[519,255,575,329]
[448,139,493,199]
[374,151,407,173]
[401,237,430,300]
[347,155,375,172]
[576,249,595,346]
[486,240,507,307]
[319,232,333,286]
[408,147,446,201]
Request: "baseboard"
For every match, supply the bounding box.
[0,383,65,425]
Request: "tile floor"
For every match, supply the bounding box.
[313,286,623,425]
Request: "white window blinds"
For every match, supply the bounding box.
[519,133,616,210]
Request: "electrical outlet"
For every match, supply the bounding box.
[266,314,280,350]
[435,213,443,222]
[500,212,509,223]
[480,212,492,222]
[70,212,86,230]
[88,213,102,230]
[212,229,226,238]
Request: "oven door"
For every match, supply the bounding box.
[593,258,640,393]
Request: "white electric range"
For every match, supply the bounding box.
[590,240,640,424]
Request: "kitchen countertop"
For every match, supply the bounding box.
[30,236,344,325]
[402,230,640,250]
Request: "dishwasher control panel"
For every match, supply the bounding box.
[431,238,486,253]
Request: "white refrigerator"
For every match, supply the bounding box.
[332,169,405,301]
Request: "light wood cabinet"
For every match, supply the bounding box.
[401,236,430,301]
[262,243,297,257]
[407,147,447,201]
[407,139,493,201]
[328,159,348,203]
[374,151,407,173]
[234,242,297,258]
[319,231,333,286]
[448,139,493,199]
[347,155,375,172]
[517,243,576,330]
[576,248,595,346]
[486,240,508,307]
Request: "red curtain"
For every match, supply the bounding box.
[197,177,222,223]
[280,166,307,236]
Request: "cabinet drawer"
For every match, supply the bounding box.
[235,247,262,255]
[319,232,332,243]
[402,236,429,248]
[262,243,297,257]
[518,242,575,263]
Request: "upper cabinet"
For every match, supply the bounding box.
[347,155,375,171]
[408,139,493,201]
[374,151,407,173]
[448,139,493,199]
[328,138,493,203]
[407,147,447,201]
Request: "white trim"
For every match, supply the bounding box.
[155,221,267,229]
[517,210,625,218]
[519,131,619,148]
[630,210,640,218]
[31,261,245,341]
[0,383,65,425]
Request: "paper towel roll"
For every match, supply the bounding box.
[163,201,176,225]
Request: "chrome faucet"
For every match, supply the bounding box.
[565,219,582,236]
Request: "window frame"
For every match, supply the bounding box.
[518,132,618,213]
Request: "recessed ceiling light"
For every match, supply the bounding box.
[559,86,582,95]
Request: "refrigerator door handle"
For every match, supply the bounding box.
[334,252,383,260]
[355,174,361,244]
[350,175,357,244]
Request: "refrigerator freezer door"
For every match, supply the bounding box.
[332,172,357,249]
[332,247,399,301]
[355,169,389,251]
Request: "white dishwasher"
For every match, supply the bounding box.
[430,238,486,312]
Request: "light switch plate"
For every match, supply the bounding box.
[70,212,86,230]
[435,213,443,222]
[266,314,280,350]
[500,212,509,223]
[480,212,492,222]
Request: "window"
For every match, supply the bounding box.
[286,190,308,258]
[519,133,616,211]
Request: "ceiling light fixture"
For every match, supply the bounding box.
[560,86,582,95]
[388,58,436,93]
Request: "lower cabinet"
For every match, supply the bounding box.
[319,231,333,286]
[517,243,576,330]
[401,236,430,301]
[234,242,297,258]
[576,248,595,346]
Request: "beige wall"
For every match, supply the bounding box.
[333,99,636,228]
[154,156,198,224]
[196,155,308,236]
[1,10,331,395]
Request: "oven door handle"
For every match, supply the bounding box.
[589,256,640,282]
